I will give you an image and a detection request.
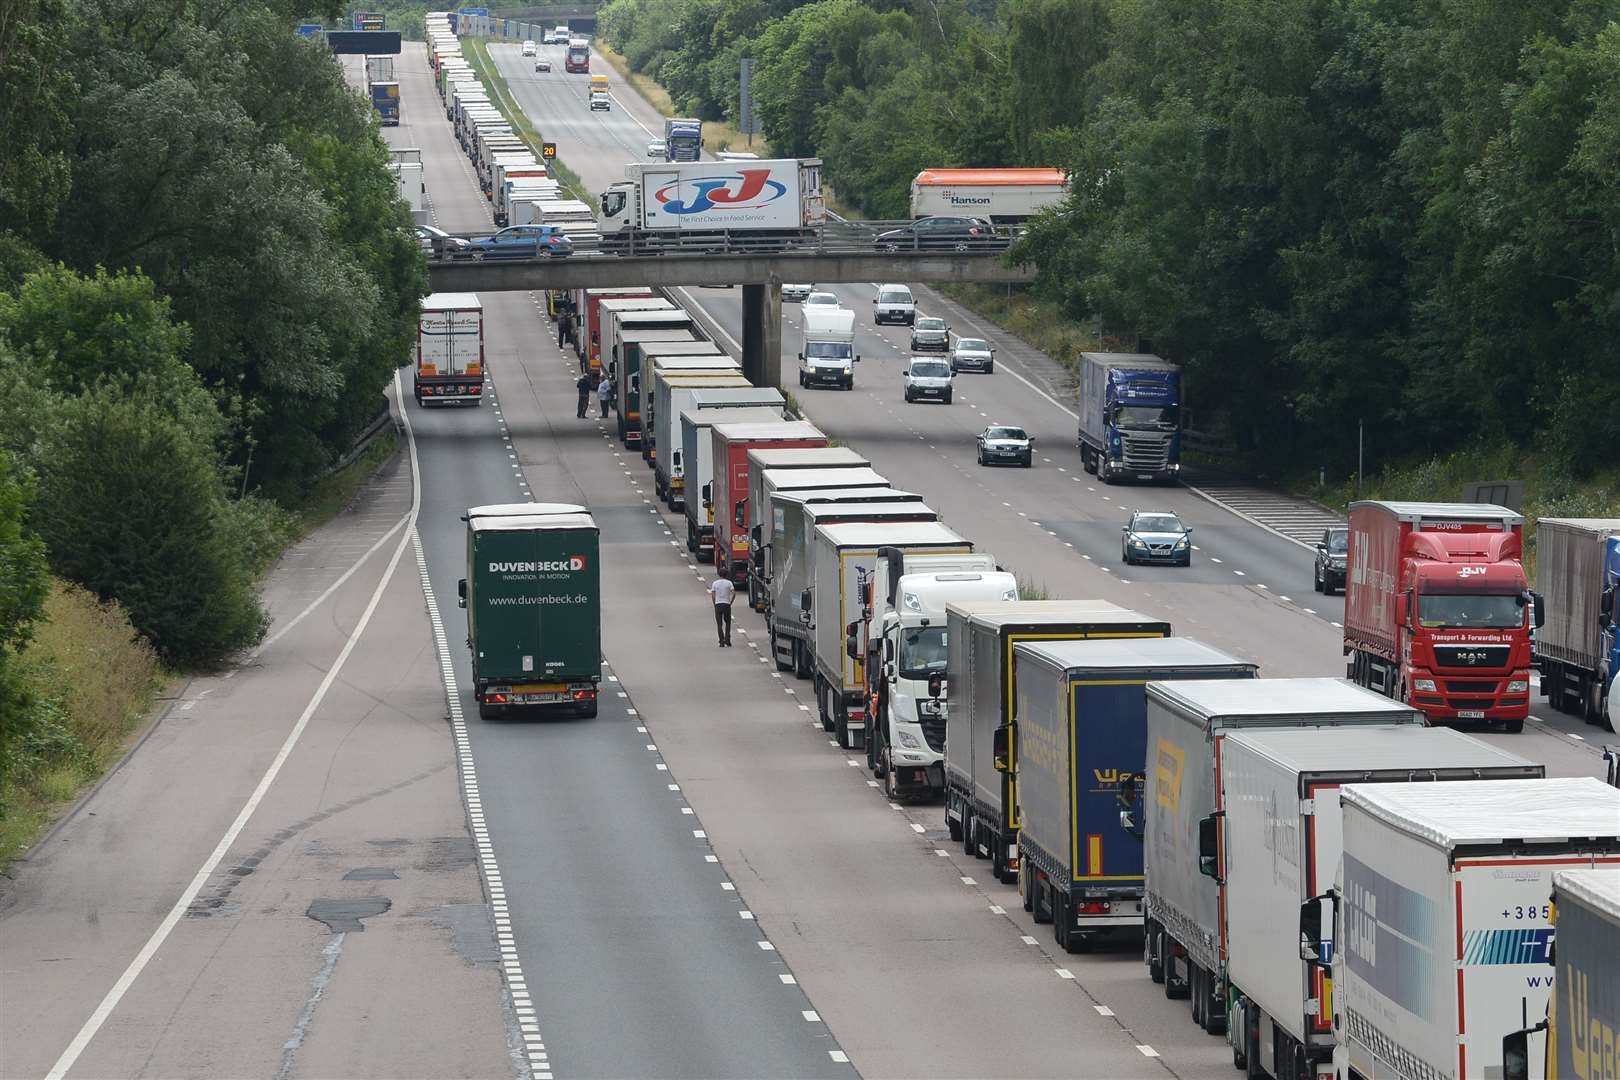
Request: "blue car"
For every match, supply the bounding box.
[468,225,573,259]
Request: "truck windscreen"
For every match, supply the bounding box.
[1416,593,1524,629]
[1113,404,1179,430]
[900,627,948,677]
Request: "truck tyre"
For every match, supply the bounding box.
[1503,718,1525,734]
[1585,679,1606,725]
[1053,890,1071,951]
[795,641,814,680]
[1147,922,1165,983]
[1032,875,1052,924]
[1191,965,1205,1026]
[1163,939,1190,1000]
[961,810,976,857]
[1244,1011,1265,1080]
[947,800,963,842]
[579,699,598,719]
[985,361,994,374]
[1201,968,1226,1035]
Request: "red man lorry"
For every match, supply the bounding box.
[709,421,826,584]
[1343,501,1541,731]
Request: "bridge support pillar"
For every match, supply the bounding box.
[741,280,781,390]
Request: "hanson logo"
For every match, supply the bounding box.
[490,556,588,573]
[654,169,788,215]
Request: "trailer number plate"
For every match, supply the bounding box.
[1457,709,1485,719]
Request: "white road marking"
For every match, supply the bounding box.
[935,849,950,857]
[960,876,976,885]
[681,807,694,815]
[802,1010,821,1022]
[989,904,1006,915]
[830,1051,850,1063]
[780,973,797,985]
[693,829,707,838]
[1021,935,1039,945]
[722,882,736,891]
[705,855,719,863]
[757,941,776,951]
[1094,1005,1115,1017]
[910,823,926,833]
[1137,1046,1160,1058]
[740,911,755,920]
[1056,969,1075,980]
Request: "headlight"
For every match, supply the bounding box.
[897,730,922,749]
[1001,589,1017,601]
[1174,537,1189,548]
[1507,679,1529,694]
[1412,679,1437,692]
[1129,537,1147,548]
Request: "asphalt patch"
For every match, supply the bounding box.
[342,866,400,880]
[306,897,391,933]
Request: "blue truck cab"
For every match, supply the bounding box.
[1076,351,1182,484]
[663,119,703,162]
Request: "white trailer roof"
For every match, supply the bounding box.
[710,421,823,442]
[798,498,930,518]
[466,502,586,519]
[748,447,867,470]
[678,406,782,428]
[1223,725,1537,775]
[1538,517,1620,535]
[472,512,594,533]
[1017,637,1252,674]
[1342,777,1620,847]
[422,293,482,311]
[816,521,964,547]
[651,356,735,371]
[1147,677,1416,720]
[948,599,1158,629]
[761,467,887,490]
[1553,867,1620,918]
[688,388,783,408]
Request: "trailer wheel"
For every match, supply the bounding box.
[1053,889,1070,951]
[1147,921,1165,983]
[1191,964,1205,1026]
[1163,939,1190,1000]
[946,798,962,842]
[1243,1010,1264,1080]
[961,809,976,857]
[1032,875,1053,925]
[1585,678,1606,726]
[795,640,813,681]
[579,699,598,719]
[1019,863,1034,912]
[1201,968,1226,1035]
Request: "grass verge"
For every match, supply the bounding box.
[593,40,776,159]
[298,428,399,534]
[465,36,598,211]
[933,283,1102,373]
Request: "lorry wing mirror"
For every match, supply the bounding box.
[701,482,712,508]
[845,622,860,659]
[735,501,746,529]
[992,725,1010,772]
[457,579,467,608]
[1197,813,1221,879]
[800,590,813,613]
[797,352,804,362]
[1299,894,1333,965]
[882,638,893,663]
[1502,1023,1544,1080]
[927,673,943,699]
[1532,591,1545,629]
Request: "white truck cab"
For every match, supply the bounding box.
[861,550,1015,796]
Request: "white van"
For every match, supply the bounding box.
[874,283,916,326]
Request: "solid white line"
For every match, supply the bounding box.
[253,515,408,655]
[45,375,423,1080]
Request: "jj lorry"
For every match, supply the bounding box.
[458,503,601,719]
[1015,637,1257,954]
[943,601,1172,887]
[796,306,858,390]
[1075,352,1183,483]
[1301,778,1620,1080]
[620,341,723,445]
[598,159,825,254]
[856,552,1015,798]
[1502,867,1620,1080]
[1343,501,1541,730]
[415,293,484,405]
[1533,517,1620,726]
[909,167,1067,224]
[708,420,827,582]
[663,117,703,161]
[806,521,971,750]
[1143,678,1420,1041]
[1219,727,1540,1080]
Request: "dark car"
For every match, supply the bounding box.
[468,224,573,260]
[874,216,999,252]
[1314,526,1348,594]
[1121,510,1192,566]
[976,425,1032,467]
[909,316,950,352]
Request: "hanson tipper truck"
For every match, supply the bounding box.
[458,503,601,719]
[597,159,825,254]
[618,341,720,446]
[1220,727,1539,1080]
[415,293,484,405]
[805,521,969,750]
[1143,679,1419,1040]
[1533,517,1620,725]
[1343,501,1541,731]
[1502,867,1620,1080]
[943,601,1171,886]
[1015,638,1257,954]
[857,552,1016,798]
[1076,352,1183,483]
[709,420,828,584]
[909,167,1067,224]
[1301,778,1620,1080]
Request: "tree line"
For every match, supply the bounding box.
[598,0,1620,482]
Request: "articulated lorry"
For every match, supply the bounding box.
[675,402,792,527]
[1220,727,1540,1080]
[458,503,601,719]
[605,307,697,382]
[598,159,825,254]
[653,383,769,503]
[743,448,872,601]
[806,521,971,750]
[909,167,1067,223]
[564,36,589,73]
[646,362,747,473]
[640,355,743,459]
[1344,501,1540,730]
[1534,517,1620,726]
[583,292,665,370]
[943,601,1171,886]
[1304,778,1620,1080]
[620,341,722,445]
[1076,352,1182,483]
[1143,679,1420,1040]
[1016,638,1257,953]
[369,80,400,125]
[709,420,826,582]
[415,293,484,405]
[747,465,885,610]
[663,117,703,161]
[1502,867,1620,1080]
[796,306,858,390]
[857,553,1015,797]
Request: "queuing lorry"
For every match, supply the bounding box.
[1502,867,1620,1080]
[806,522,971,750]
[1533,517,1620,725]
[365,54,395,83]
[909,167,1067,223]
[369,80,400,125]
[620,341,723,445]
[598,159,825,254]
[1015,638,1257,953]
[646,363,748,471]
[415,293,484,405]
[674,400,792,521]
[564,36,589,73]
[458,503,601,719]
[639,355,743,455]
[582,292,665,370]
[650,378,763,499]
[744,449,876,608]
[1143,679,1420,1041]
[943,603,1171,887]
[1344,501,1540,730]
[1301,778,1620,1080]
[857,552,1015,797]
[605,308,698,383]
[663,117,703,161]
[1076,352,1183,483]
[1220,727,1540,1080]
[709,421,829,583]
[796,306,858,390]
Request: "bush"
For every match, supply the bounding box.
[30,386,269,667]
[0,449,50,814]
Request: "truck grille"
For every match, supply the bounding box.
[1445,680,1497,693]
[921,716,946,753]
[1447,697,1497,710]
[1433,645,1510,668]
[1121,434,1170,470]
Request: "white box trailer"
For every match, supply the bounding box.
[673,400,790,520]
[1325,779,1620,1080]
[415,293,484,406]
[1221,727,1540,1080]
[390,162,424,211]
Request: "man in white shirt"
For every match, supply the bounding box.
[708,572,735,646]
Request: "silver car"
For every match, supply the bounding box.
[646,138,666,157]
[416,224,470,258]
[903,357,953,404]
[780,283,813,303]
[1121,511,1192,566]
[950,337,994,373]
[910,316,950,352]
[976,425,1032,467]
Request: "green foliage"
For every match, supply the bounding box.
[0,0,78,243]
[0,450,51,814]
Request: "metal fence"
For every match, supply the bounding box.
[426,221,1021,261]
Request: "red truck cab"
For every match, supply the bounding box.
[1344,501,1541,731]
[709,421,825,584]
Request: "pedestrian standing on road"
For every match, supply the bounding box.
[558,311,570,349]
[597,372,614,417]
[575,373,591,418]
[709,571,735,647]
